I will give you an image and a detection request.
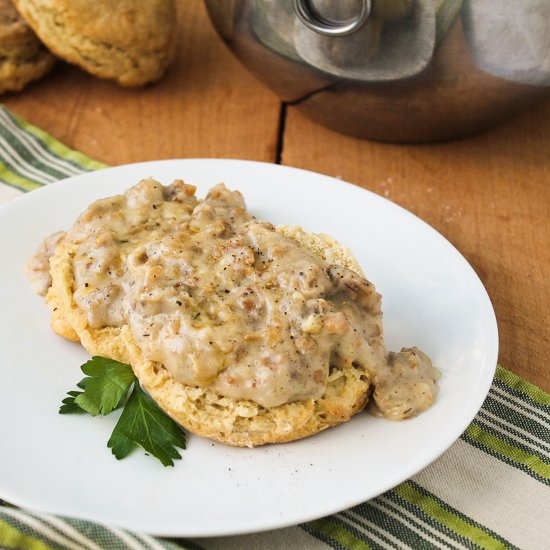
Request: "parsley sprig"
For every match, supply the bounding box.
[60,357,186,466]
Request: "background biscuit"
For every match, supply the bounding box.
[12,0,176,86]
[0,0,55,94]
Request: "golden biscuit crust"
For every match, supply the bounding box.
[0,0,55,94]
[12,0,176,86]
[49,225,372,447]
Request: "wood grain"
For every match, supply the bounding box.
[282,100,550,391]
[2,1,280,165]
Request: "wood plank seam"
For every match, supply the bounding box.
[275,102,287,164]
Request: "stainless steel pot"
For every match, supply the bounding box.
[205,0,550,142]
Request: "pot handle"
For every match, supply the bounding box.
[293,0,372,36]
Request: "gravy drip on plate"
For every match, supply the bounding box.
[26,178,439,416]
[24,230,66,296]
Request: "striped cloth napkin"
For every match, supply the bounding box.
[0,105,549,550]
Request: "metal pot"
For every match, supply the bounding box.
[205,0,550,143]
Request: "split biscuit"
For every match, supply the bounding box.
[34,179,438,447]
[48,218,372,447]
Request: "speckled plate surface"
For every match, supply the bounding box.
[0,159,498,537]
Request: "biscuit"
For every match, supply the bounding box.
[48,224,372,447]
[0,0,55,94]
[12,0,176,86]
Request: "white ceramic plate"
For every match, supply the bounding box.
[0,159,498,537]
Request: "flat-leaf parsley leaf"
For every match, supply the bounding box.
[108,383,186,467]
[65,357,136,416]
[59,356,186,466]
[59,390,87,415]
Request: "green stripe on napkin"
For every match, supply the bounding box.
[393,482,514,549]
[495,367,550,407]
[0,107,105,193]
[0,507,188,550]
[0,519,53,550]
[1,105,549,550]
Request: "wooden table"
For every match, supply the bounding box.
[4,1,549,391]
